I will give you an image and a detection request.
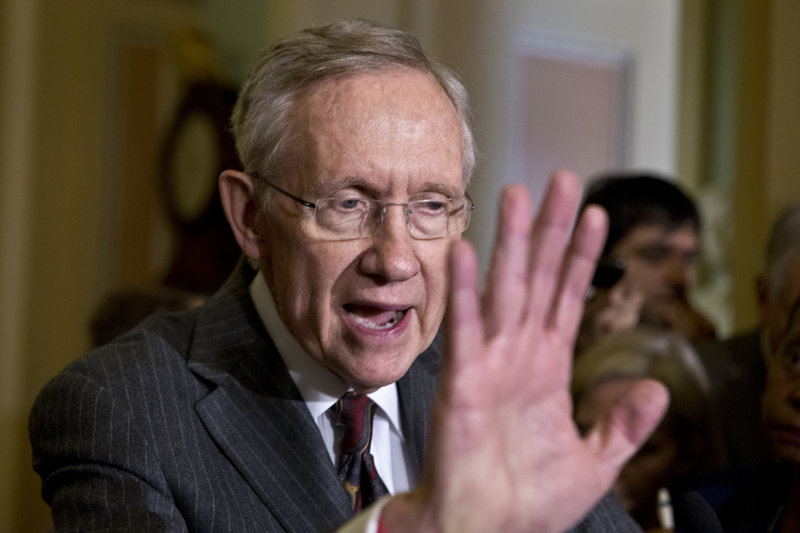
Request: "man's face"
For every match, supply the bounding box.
[610,222,699,322]
[254,69,464,392]
[762,305,800,464]
[762,253,800,354]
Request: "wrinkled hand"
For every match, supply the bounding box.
[384,172,668,533]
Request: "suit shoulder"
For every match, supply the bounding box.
[38,308,201,402]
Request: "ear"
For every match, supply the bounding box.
[219,169,266,260]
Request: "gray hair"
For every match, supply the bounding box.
[230,19,477,200]
[764,203,800,299]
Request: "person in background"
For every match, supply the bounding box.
[699,202,800,469]
[709,294,800,532]
[29,20,667,533]
[89,286,204,347]
[759,295,800,532]
[573,327,720,532]
[576,173,716,355]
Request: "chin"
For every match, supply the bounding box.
[340,353,416,392]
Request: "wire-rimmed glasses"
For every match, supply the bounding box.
[258,178,475,241]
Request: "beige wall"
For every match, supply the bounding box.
[1,2,41,529]
[698,0,800,331]
[765,1,800,235]
[423,0,681,278]
[1,2,203,531]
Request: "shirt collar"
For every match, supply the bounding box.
[248,271,404,434]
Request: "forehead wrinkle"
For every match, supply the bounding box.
[314,70,457,138]
[290,69,463,196]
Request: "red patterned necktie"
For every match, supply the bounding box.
[333,392,389,512]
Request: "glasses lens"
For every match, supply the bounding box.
[409,197,472,239]
[312,195,472,240]
[406,199,450,238]
[314,197,379,239]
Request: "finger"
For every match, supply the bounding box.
[550,205,608,335]
[524,171,584,327]
[443,240,484,403]
[586,378,669,483]
[481,185,534,338]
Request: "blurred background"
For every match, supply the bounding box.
[2,1,799,530]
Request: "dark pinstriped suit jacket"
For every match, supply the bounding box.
[30,262,641,532]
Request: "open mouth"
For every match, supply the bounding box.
[344,304,408,330]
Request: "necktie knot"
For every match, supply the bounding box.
[333,392,388,512]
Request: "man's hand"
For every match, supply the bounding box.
[383,172,668,533]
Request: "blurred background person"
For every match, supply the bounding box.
[759,295,800,532]
[699,202,800,470]
[576,173,717,355]
[89,286,204,347]
[573,326,721,532]
[708,294,800,532]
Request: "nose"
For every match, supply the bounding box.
[789,386,800,411]
[665,256,691,294]
[358,204,420,283]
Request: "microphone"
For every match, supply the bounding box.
[673,490,723,533]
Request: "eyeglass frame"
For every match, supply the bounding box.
[251,173,475,241]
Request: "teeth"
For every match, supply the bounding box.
[350,310,404,330]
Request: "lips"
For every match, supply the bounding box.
[344,303,409,331]
[769,424,800,449]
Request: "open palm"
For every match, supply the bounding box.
[385,172,668,533]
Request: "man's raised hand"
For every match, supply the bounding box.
[384,171,668,533]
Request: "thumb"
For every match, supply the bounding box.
[587,378,669,480]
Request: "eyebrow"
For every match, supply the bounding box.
[418,180,464,198]
[313,176,464,199]
[633,243,699,256]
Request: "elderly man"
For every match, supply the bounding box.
[706,293,800,532]
[30,20,666,533]
[700,202,800,468]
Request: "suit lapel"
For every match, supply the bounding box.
[186,261,445,529]
[194,372,352,531]
[187,263,352,531]
[397,332,442,474]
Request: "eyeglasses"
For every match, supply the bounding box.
[259,179,475,241]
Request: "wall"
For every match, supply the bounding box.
[420,0,681,277]
[1,2,205,531]
[734,0,800,329]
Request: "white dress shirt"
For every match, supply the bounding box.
[248,272,417,494]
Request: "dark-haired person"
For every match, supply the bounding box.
[576,174,716,355]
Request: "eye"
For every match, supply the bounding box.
[635,246,670,264]
[785,349,800,370]
[338,198,363,209]
[327,190,371,212]
[780,340,800,376]
[417,200,447,213]
[410,193,451,215]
